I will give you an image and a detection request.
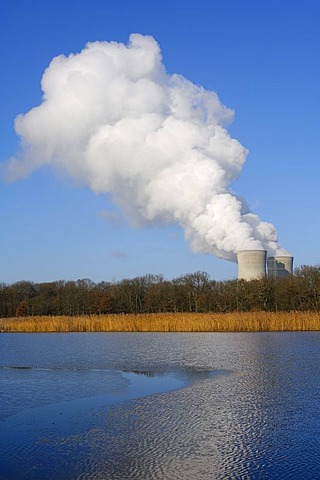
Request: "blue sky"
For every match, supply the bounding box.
[1,0,319,284]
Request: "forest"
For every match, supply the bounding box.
[0,265,319,318]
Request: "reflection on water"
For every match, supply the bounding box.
[1,332,320,479]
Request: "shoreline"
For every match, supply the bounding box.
[1,311,320,333]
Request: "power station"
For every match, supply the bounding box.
[237,250,293,281]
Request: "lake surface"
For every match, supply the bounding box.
[1,332,320,479]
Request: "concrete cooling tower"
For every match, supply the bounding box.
[237,250,267,281]
[267,256,294,278]
[237,251,294,280]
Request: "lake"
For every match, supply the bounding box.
[1,332,320,479]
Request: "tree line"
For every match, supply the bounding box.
[0,265,319,318]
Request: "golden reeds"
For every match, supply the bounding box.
[0,311,320,333]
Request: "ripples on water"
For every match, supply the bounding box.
[1,332,320,479]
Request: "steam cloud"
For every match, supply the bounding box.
[4,34,288,261]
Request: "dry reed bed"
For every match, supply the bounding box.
[0,311,320,333]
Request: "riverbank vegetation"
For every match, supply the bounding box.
[1,311,320,333]
[1,265,319,318]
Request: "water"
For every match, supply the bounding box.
[1,332,320,479]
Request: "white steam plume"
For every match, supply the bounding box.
[4,34,288,261]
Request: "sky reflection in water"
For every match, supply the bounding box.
[1,332,320,479]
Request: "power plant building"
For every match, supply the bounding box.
[267,256,294,278]
[237,250,293,281]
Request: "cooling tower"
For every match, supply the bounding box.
[267,256,294,278]
[237,250,267,281]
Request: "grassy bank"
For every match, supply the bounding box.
[0,311,320,333]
